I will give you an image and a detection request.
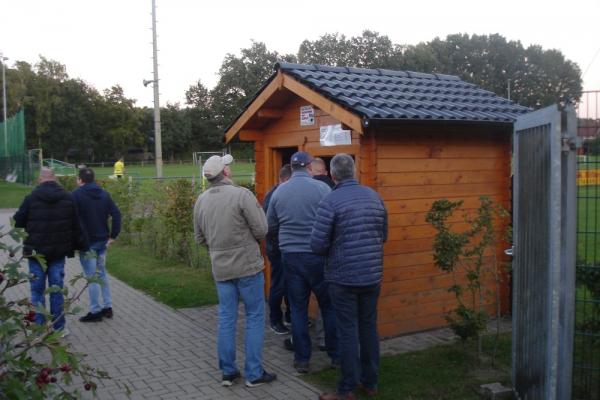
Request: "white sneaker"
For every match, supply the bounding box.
[60,328,70,338]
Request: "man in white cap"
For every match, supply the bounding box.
[193,154,277,388]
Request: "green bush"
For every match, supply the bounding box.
[0,224,128,398]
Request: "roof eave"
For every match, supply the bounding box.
[363,117,517,129]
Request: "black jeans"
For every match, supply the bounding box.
[329,283,381,395]
[267,251,290,326]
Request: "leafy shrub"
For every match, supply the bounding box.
[0,224,127,398]
[426,196,509,357]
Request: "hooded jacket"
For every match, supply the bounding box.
[72,182,121,244]
[14,181,88,261]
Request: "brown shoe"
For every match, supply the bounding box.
[357,383,378,397]
[318,392,356,400]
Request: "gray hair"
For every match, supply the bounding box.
[330,153,355,181]
[39,167,57,183]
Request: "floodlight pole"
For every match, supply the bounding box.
[1,53,8,157]
[151,0,163,178]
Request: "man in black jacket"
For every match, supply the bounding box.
[13,168,88,335]
[73,167,121,322]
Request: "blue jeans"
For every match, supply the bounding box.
[329,283,381,395]
[28,257,66,331]
[216,271,265,381]
[80,241,112,314]
[267,252,290,326]
[282,252,338,364]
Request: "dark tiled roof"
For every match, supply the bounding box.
[276,62,530,123]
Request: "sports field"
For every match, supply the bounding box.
[90,161,256,182]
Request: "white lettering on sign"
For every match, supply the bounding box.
[319,124,351,147]
[300,105,315,126]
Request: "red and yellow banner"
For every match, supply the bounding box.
[578,169,600,186]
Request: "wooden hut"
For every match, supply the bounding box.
[225,62,529,338]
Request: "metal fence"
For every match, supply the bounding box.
[512,105,577,400]
[573,90,600,399]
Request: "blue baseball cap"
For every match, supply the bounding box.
[290,151,313,167]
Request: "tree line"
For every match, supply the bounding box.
[0,32,582,162]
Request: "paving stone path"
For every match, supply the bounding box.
[1,209,510,399]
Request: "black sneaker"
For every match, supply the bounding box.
[79,312,103,322]
[245,370,277,387]
[101,308,113,318]
[293,361,309,374]
[270,322,290,335]
[283,337,294,351]
[221,371,241,387]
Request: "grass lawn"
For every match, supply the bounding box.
[0,181,32,208]
[578,184,600,264]
[91,161,255,182]
[304,334,512,400]
[106,242,217,308]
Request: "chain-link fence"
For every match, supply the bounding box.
[573,91,600,399]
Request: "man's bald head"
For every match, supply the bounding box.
[310,158,328,176]
[39,168,57,183]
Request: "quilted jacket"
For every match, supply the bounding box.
[310,179,387,286]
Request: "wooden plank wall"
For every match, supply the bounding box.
[251,97,361,301]
[374,125,512,338]
[255,97,361,202]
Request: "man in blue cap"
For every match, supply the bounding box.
[266,151,338,374]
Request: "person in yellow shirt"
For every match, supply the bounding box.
[113,157,125,179]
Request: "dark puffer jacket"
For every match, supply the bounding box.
[310,179,388,286]
[13,181,87,261]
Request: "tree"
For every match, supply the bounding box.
[298,31,399,68]
[185,81,221,151]
[95,85,144,159]
[210,41,296,130]
[160,103,192,161]
[402,34,582,108]
[298,32,582,109]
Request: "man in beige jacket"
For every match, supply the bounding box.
[193,154,276,388]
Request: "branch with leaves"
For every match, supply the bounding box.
[0,223,130,399]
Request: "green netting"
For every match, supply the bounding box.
[0,109,25,157]
[0,110,34,184]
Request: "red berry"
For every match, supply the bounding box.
[50,376,57,383]
[59,364,71,372]
[25,311,36,322]
[84,383,91,391]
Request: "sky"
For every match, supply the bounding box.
[2,0,599,111]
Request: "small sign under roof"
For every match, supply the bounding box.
[320,124,351,146]
[300,105,315,126]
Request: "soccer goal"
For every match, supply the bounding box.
[193,151,225,166]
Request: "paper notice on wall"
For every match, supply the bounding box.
[300,105,315,126]
[320,124,351,146]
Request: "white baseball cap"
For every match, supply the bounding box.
[203,154,234,178]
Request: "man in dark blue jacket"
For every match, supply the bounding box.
[267,151,338,374]
[13,167,88,336]
[263,164,292,335]
[73,167,121,322]
[311,153,388,400]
